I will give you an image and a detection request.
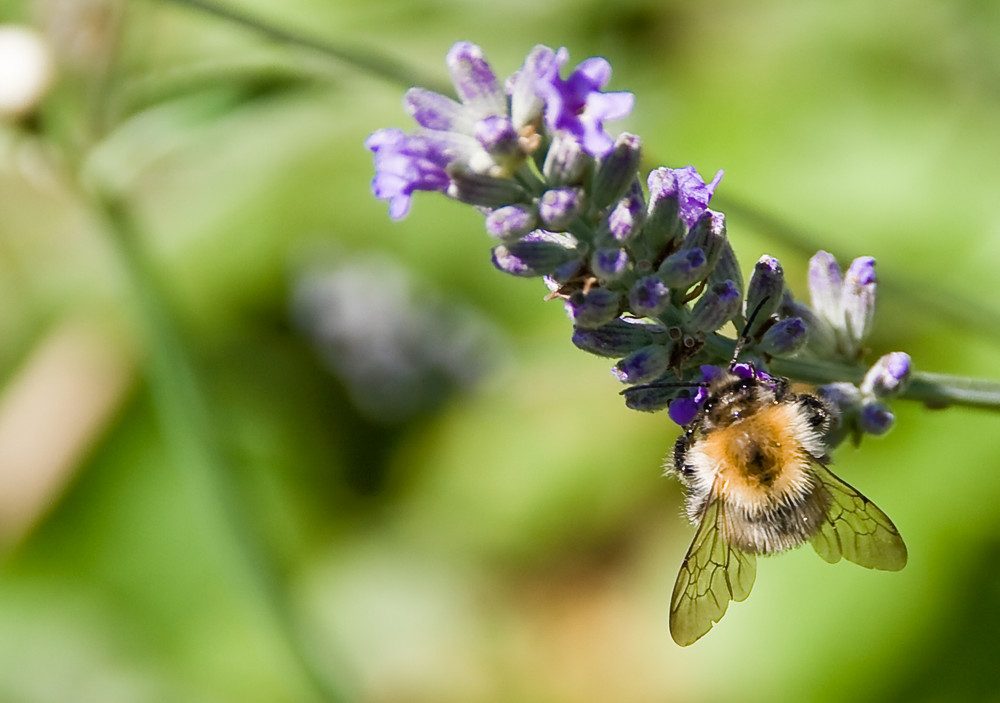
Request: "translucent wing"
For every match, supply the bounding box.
[669,500,757,646]
[810,462,907,571]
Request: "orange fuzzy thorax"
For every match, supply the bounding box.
[697,403,815,512]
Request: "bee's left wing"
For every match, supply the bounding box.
[669,500,756,646]
[810,462,907,571]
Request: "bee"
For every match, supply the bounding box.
[667,363,907,646]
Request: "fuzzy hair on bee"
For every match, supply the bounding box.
[666,366,907,647]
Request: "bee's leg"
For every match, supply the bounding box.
[671,429,696,484]
[797,393,832,432]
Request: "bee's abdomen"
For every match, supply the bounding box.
[721,487,831,554]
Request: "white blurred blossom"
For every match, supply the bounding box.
[0,25,53,118]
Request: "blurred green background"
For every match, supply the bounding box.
[0,0,999,701]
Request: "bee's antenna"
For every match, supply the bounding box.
[620,380,710,396]
[730,296,770,367]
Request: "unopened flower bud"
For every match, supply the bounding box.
[818,382,862,422]
[782,297,837,356]
[842,256,877,349]
[612,343,671,384]
[861,351,911,399]
[539,187,585,230]
[681,210,726,271]
[606,182,645,242]
[566,288,621,329]
[491,231,579,277]
[808,250,844,329]
[644,168,684,252]
[758,317,807,356]
[543,131,590,185]
[591,132,641,210]
[475,115,520,161]
[707,239,744,299]
[628,275,671,317]
[622,384,677,413]
[690,280,741,333]
[745,255,784,335]
[591,247,630,281]
[657,248,707,289]
[572,318,654,357]
[485,205,537,240]
[858,401,895,435]
[447,167,529,208]
[646,166,723,249]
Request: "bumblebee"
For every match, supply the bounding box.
[668,365,907,646]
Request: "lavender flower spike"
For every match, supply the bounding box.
[536,48,634,157]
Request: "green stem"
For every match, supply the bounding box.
[704,332,1000,411]
[897,372,1000,411]
[93,189,352,703]
[149,0,453,94]
[772,357,1000,411]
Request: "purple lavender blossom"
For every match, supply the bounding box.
[365,129,452,219]
[370,42,633,219]
[535,47,634,157]
[669,388,708,426]
[667,365,730,426]
[668,363,773,427]
[666,362,784,426]
[648,166,724,231]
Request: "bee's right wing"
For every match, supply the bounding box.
[669,500,756,646]
[810,462,907,571]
